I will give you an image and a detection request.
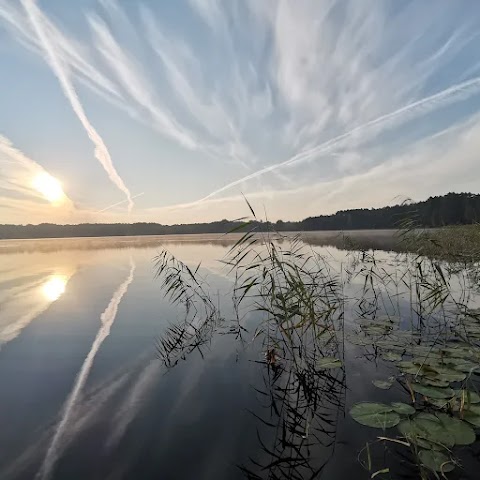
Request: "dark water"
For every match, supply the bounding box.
[0,233,478,479]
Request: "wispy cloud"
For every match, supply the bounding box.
[0,135,78,222]
[1,0,480,221]
[196,72,480,202]
[22,0,134,211]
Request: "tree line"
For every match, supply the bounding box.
[1,192,479,240]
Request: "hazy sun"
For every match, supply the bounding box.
[33,172,65,204]
[42,275,68,302]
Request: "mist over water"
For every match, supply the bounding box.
[0,233,478,480]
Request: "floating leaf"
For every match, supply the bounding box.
[428,398,451,409]
[391,402,415,415]
[398,415,453,447]
[415,437,444,451]
[455,389,480,404]
[463,411,480,427]
[448,359,480,372]
[350,403,400,429]
[397,361,422,375]
[347,334,371,346]
[419,376,451,388]
[418,450,454,473]
[411,383,454,399]
[317,357,343,369]
[442,345,475,359]
[382,351,402,362]
[431,365,466,382]
[464,404,480,415]
[436,413,476,445]
[376,340,406,352]
[373,377,395,390]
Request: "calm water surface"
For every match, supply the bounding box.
[0,233,478,479]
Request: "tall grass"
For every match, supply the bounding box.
[153,212,480,479]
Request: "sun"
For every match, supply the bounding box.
[33,172,65,204]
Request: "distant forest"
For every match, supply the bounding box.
[1,192,479,240]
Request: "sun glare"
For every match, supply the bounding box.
[33,172,65,204]
[42,275,67,302]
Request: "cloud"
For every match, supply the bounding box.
[196,72,480,202]
[1,0,480,221]
[22,0,134,211]
[0,135,78,223]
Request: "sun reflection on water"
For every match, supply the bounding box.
[42,275,68,301]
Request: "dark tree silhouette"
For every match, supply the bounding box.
[1,192,479,239]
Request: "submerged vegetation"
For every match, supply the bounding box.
[154,211,480,479]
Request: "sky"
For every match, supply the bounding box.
[1,0,480,225]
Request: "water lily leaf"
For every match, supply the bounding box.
[317,357,343,369]
[350,403,399,429]
[418,450,454,473]
[391,402,415,415]
[347,335,371,346]
[442,346,475,359]
[419,376,451,388]
[428,398,451,409]
[435,413,476,445]
[464,404,480,414]
[415,437,444,451]
[452,361,480,373]
[376,340,406,352]
[398,416,453,447]
[430,366,466,382]
[381,351,402,362]
[411,383,454,399]
[373,377,395,390]
[397,361,422,375]
[463,411,480,427]
[455,390,480,404]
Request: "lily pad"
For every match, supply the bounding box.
[398,415,454,447]
[463,411,480,427]
[419,377,451,388]
[350,403,400,429]
[464,404,480,415]
[418,450,454,473]
[347,335,371,346]
[411,383,454,399]
[436,413,476,445]
[428,398,451,409]
[382,351,403,362]
[317,357,343,369]
[397,361,422,375]
[455,389,480,404]
[448,359,480,372]
[391,402,415,415]
[373,377,395,390]
[430,365,466,382]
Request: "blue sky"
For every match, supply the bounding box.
[1,0,480,225]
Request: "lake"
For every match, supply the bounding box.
[1,232,479,480]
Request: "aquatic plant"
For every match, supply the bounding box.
[154,210,480,479]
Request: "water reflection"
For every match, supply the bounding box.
[0,235,477,480]
[39,259,136,480]
[0,263,76,347]
[42,275,68,302]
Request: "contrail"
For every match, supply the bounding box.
[97,192,145,213]
[197,73,480,203]
[22,0,134,211]
[37,259,136,480]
